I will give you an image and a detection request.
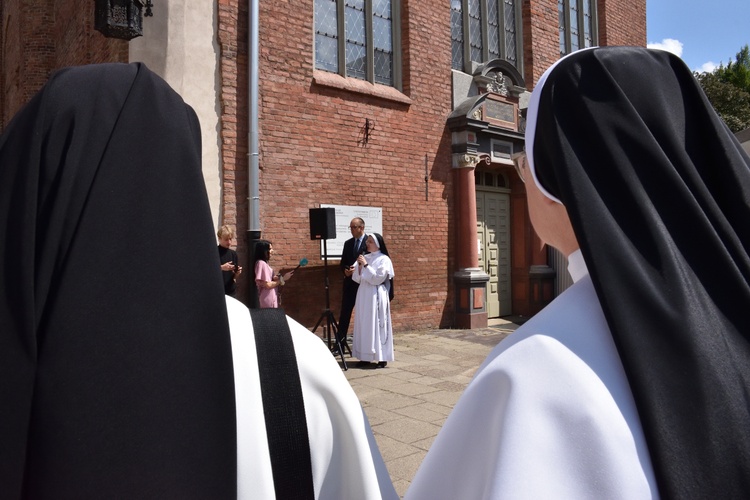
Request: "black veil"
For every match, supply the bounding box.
[372,233,394,300]
[0,63,236,496]
[372,232,390,257]
[528,47,750,497]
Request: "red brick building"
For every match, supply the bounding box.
[1,0,646,331]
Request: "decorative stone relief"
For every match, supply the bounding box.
[486,72,509,96]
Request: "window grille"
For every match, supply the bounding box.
[451,0,521,74]
[314,0,401,89]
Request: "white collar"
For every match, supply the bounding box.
[567,249,589,283]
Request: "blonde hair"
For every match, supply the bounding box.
[217,225,235,239]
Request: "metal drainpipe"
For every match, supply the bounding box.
[247,0,261,308]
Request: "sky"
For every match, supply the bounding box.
[647,0,750,73]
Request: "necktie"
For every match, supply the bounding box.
[354,238,361,256]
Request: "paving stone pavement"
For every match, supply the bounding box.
[338,319,520,498]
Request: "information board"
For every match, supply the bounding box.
[319,204,383,260]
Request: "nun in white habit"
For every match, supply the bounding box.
[407,46,750,499]
[352,233,395,367]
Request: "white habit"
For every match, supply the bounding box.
[226,296,398,499]
[352,251,395,362]
[405,251,659,499]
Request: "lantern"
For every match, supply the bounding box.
[95,0,153,41]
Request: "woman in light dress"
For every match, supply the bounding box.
[352,233,395,368]
[253,240,294,308]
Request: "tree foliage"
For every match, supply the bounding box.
[715,45,750,93]
[695,44,750,133]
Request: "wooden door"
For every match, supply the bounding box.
[477,190,511,317]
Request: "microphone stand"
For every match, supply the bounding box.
[311,239,347,370]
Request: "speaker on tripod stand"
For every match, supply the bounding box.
[309,208,348,370]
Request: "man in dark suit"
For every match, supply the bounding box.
[336,217,367,347]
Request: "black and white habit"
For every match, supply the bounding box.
[407,46,750,499]
[0,63,238,497]
[0,63,396,499]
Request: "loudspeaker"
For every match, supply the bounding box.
[309,207,336,240]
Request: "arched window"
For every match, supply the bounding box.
[314,0,402,88]
[558,0,597,56]
[451,0,522,74]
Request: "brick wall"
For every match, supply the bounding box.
[1,0,55,127]
[598,0,647,47]
[218,0,457,330]
[0,0,127,130]
[524,0,646,89]
[525,0,563,87]
[215,0,647,330]
[1,0,647,330]
[55,2,128,69]
[217,0,250,290]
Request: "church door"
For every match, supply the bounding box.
[476,189,511,317]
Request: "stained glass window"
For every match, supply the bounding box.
[503,0,517,66]
[488,0,500,60]
[569,1,579,52]
[315,0,339,73]
[345,0,366,80]
[373,0,393,85]
[314,0,400,89]
[451,0,464,70]
[582,0,594,48]
[559,0,597,56]
[451,0,521,73]
[468,0,483,63]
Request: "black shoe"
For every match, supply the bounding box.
[377,361,387,368]
[356,361,371,368]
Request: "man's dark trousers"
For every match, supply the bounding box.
[337,235,366,344]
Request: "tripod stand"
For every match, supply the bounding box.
[311,239,348,370]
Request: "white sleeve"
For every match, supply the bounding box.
[405,278,657,500]
[352,262,362,284]
[358,259,391,286]
[289,315,398,500]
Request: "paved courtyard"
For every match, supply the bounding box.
[339,319,519,498]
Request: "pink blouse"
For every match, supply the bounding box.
[254,260,278,308]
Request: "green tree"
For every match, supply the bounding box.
[696,44,750,133]
[696,71,750,132]
[716,45,750,93]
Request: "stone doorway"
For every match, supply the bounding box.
[476,171,511,318]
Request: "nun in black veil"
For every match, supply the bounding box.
[0,63,237,497]
[408,47,750,499]
[0,63,398,499]
[352,233,395,368]
[524,46,750,498]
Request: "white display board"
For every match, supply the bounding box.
[320,204,383,260]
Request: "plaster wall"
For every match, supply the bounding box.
[129,1,223,230]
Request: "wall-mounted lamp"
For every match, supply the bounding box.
[95,0,153,40]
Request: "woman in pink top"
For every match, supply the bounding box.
[253,240,294,308]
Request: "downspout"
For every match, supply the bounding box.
[247,0,261,308]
